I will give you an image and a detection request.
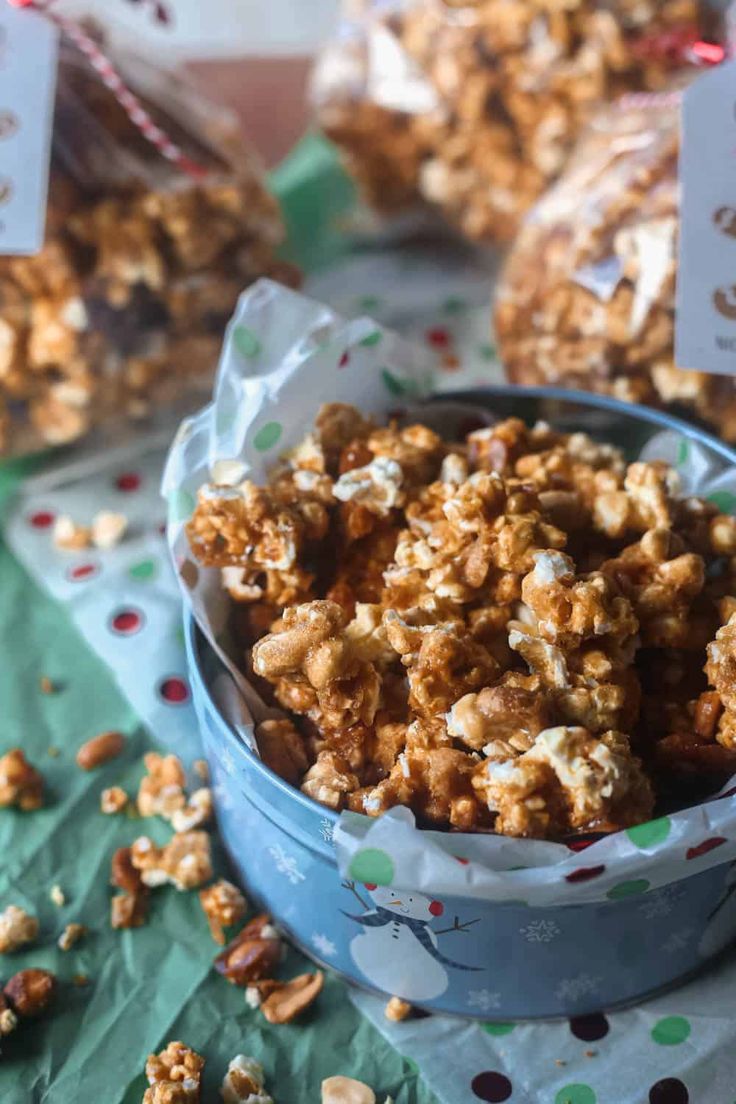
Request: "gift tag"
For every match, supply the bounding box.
[676,60,736,375]
[0,5,58,255]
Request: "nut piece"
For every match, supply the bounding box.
[76,731,125,771]
[322,1076,376,1104]
[91,510,128,550]
[101,786,129,814]
[130,831,213,891]
[53,515,91,551]
[0,993,18,1036]
[0,905,38,953]
[260,970,323,1024]
[137,753,187,820]
[384,996,412,1022]
[214,913,282,986]
[220,1055,273,1104]
[58,922,86,951]
[143,1040,205,1104]
[0,748,44,810]
[4,968,56,1017]
[199,880,247,945]
[110,846,148,929]
[39,675,55,695]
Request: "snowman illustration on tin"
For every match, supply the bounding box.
[341,881,481,1001]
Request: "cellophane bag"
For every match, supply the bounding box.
[494,91,736,443]
[0,39,297,458]
[312,0,720,244]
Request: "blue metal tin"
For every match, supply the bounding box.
[185,387,736,1019]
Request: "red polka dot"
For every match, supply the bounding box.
[649,1078,689,1104]
[115,472,141,492]
[364,883,377,892]
[570,1013,609,1041]
[565,832,609,852]
[158,676,190,705]
[28,510,55,529]
[686,837,727,860]
[471,1072,512,1102]
[339,351,350,368]
[566,864,606,883]
[67,563,99,582]
[426,327,451,348]
[109,608,144,635]
[429,900,444,917]
[454,856,469,865]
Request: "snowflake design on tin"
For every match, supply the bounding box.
[554,973,602,1003]
[319,818,335,843]
[519,919,561,943]
[220,746,237,778]
[637,884,685,921]
[312,932,337,958]
[213,780,235,812]
[268,843,306,885]
[467,989,502,1013]
[662,926,695,954]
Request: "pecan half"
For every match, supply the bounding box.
[214,913,281,986]
[4,968,56,1017]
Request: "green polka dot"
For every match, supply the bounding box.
[129,559,157,581]
[443,296,467,315]
[555,1086,596,1104]
[483,1022,515,1036]
[479,342,497,361]
[677,439,690,466]
[348,848,394,886]
[359,330,383,347]
[381,368,408,397]
[232,325,261,358]
[167,489,195,524]
[708,490,736,514]
[626,817,671,848]
[253,422,283,452]
[607,878,650,900]
[652,1016,691,1046]
[358,294,382,311]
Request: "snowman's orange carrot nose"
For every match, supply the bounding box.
[388,899,403,907]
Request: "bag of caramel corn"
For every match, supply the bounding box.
[0,37,295,458]
[313,0,720,245]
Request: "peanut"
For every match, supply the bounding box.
[261,970,323,1024]
[76,731,125,770]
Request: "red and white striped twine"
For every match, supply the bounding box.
[6,0,208,181]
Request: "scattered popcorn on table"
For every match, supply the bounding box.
[143,1040,204,1104]
[171,787,213,833]
[199,880,247,945]
[0,994,18,1036]
[49,884,65,908]
[384,996,412,1022]
[0,905,39,953]
[100,786,129,815]
[0,748,44,810]
[137,752,187,820]
[91,510,128,550]
[220,1055,274,1104]
[52,515,91,551]
[57,922,87,952]
[130,831,213,891]
[186,402,736,838]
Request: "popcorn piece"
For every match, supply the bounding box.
[214,913,282,986]
[301,751,360,811]
[137,752,187,820]
[255,719,309,787]
[111,845,149,929]
[58,922,86,951]
[0,905,39,953]
[50,884,65,907]
[385,996,412,1022]
[199,880,247,945]
[333,457,405,516]
[322,1076,376,1104]
[143,1041,204,1104]
[101,785,129,814]
[130,831,213,891]
[91,510,128,550]
[446,677,550,755]
[171,788,213,833]
[220,1055,273,1104]
[0,994,18,1036]
[0,748,44,810]
[52,515,91,551]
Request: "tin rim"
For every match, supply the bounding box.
[186,383,736,853]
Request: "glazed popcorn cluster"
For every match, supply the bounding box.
[186,404,736,840]
[0,50,294,457]
[495,97,736,442]
[315,0,713,243]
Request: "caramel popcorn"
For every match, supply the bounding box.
[101,786,129,815]
[171,788,213,833]
[199,880,248,945]
[137,753,187,820]
[496,96,736,442]
[315,1,714,245]
[187,403,736,839]
[143,1041,204,1104]
[221,1055,274,1104]
[0,906,39,954]
[131,831,213,891]
[0,50,293,458]
[58,923,87,952]
[0,749,44,810]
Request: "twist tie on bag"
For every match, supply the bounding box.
[6,0,209,180]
